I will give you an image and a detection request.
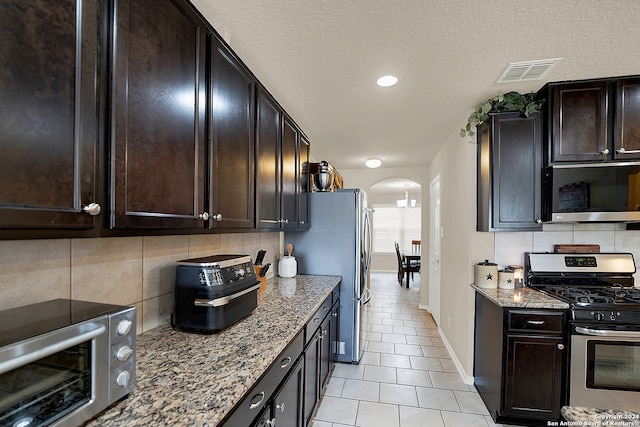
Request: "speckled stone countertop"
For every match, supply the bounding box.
[562,406,640,426]
[471,284,569,309]
[85,274,341,427]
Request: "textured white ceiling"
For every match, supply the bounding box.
[192,0,640,170]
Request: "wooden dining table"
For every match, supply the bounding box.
[402,249,421,287]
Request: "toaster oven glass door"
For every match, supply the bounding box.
[0,321,107,427]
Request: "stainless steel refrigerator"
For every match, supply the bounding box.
[285,189,372,364]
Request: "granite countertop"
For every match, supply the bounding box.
[471,284,569,309]
[562,406,640,426]
[85,274,341,427]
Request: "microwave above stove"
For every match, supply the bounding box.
[544,163,640,223]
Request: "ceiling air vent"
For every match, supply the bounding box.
[497,58,562,83]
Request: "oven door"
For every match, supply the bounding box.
[570,325,640,412]
[0,318,109,427]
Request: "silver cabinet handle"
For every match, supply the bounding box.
[82,202,101,216]
[276,402,285,413]
[212,213,222,222]
[600,148,610,155]
[557,343,565,350]
[536,219,543,224]
[280,356,292,369]
[198,212,209,220]
[616,147,640,154]
[527,320,545,325]
[249,391,265,410]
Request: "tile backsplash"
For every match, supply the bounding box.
[494,223,640,282]
[0,232,281,334]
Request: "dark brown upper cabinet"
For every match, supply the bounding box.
[547,81,609,163]
[540,76,640,164]
[208,35,256,230]
[255,87,282,230]
[298,135,310,229]
[614,78,640,160]
[281,115,299,230]
[477,112,543,231]
[0,0,102,236]
[110,0,207,229]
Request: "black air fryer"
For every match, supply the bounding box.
[172,255,260,333]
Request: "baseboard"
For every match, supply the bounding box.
[438,326,475,385]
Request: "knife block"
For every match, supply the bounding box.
[254,265,267,292]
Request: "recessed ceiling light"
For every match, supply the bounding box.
[376,75,398,87]
[365,158,382,168]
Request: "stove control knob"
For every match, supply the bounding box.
[609,312,617,321]
[593,312,605,321]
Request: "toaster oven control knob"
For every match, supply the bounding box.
[117,319,133,336]
[117,345,134,361]
[116,370,131,387]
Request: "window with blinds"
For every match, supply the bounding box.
[371,204,421,253]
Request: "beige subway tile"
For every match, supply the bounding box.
[0,239,71,310]
[188,234,220,258]
[71,237,143,305]
[142,293,174,332]
[142,235,189,299]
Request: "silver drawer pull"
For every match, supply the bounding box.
[249,391,265,410]
[527,320,545,325]
[280,356,292,369]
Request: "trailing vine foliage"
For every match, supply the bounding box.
[460,91,544,138]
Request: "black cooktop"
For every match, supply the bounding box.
[0,299,129,347]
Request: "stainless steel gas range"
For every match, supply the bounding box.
[525,252,640,412]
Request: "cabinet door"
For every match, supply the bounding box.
[614,78,640,160]
[477,112,543,231]
[0,0,101,233]
[110,0,206,229]
[303,332,320,426]
[551,81,609,162]
[503,335,564,419]
[273,357,304,427]
[209,36,255,229]
[319,312,332,389]
[256,88,281,230]
[298,135,310,229]
[281,116,298,229]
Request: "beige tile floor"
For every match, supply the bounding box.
[311,272,512,427]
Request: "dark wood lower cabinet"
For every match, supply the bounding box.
[503,335,564,419]
[474,292,567,425]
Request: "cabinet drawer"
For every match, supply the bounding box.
[331,286,340,304]
[305,296,332,344]
[506,310,564,334]
[222,329,303,426]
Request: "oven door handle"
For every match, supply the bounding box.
[0,323,106,376]
[194,283,261,307]
[575,326,640,338]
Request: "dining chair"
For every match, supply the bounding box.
[395,242,420,287]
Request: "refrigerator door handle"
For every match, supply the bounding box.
[363,209,372,273]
